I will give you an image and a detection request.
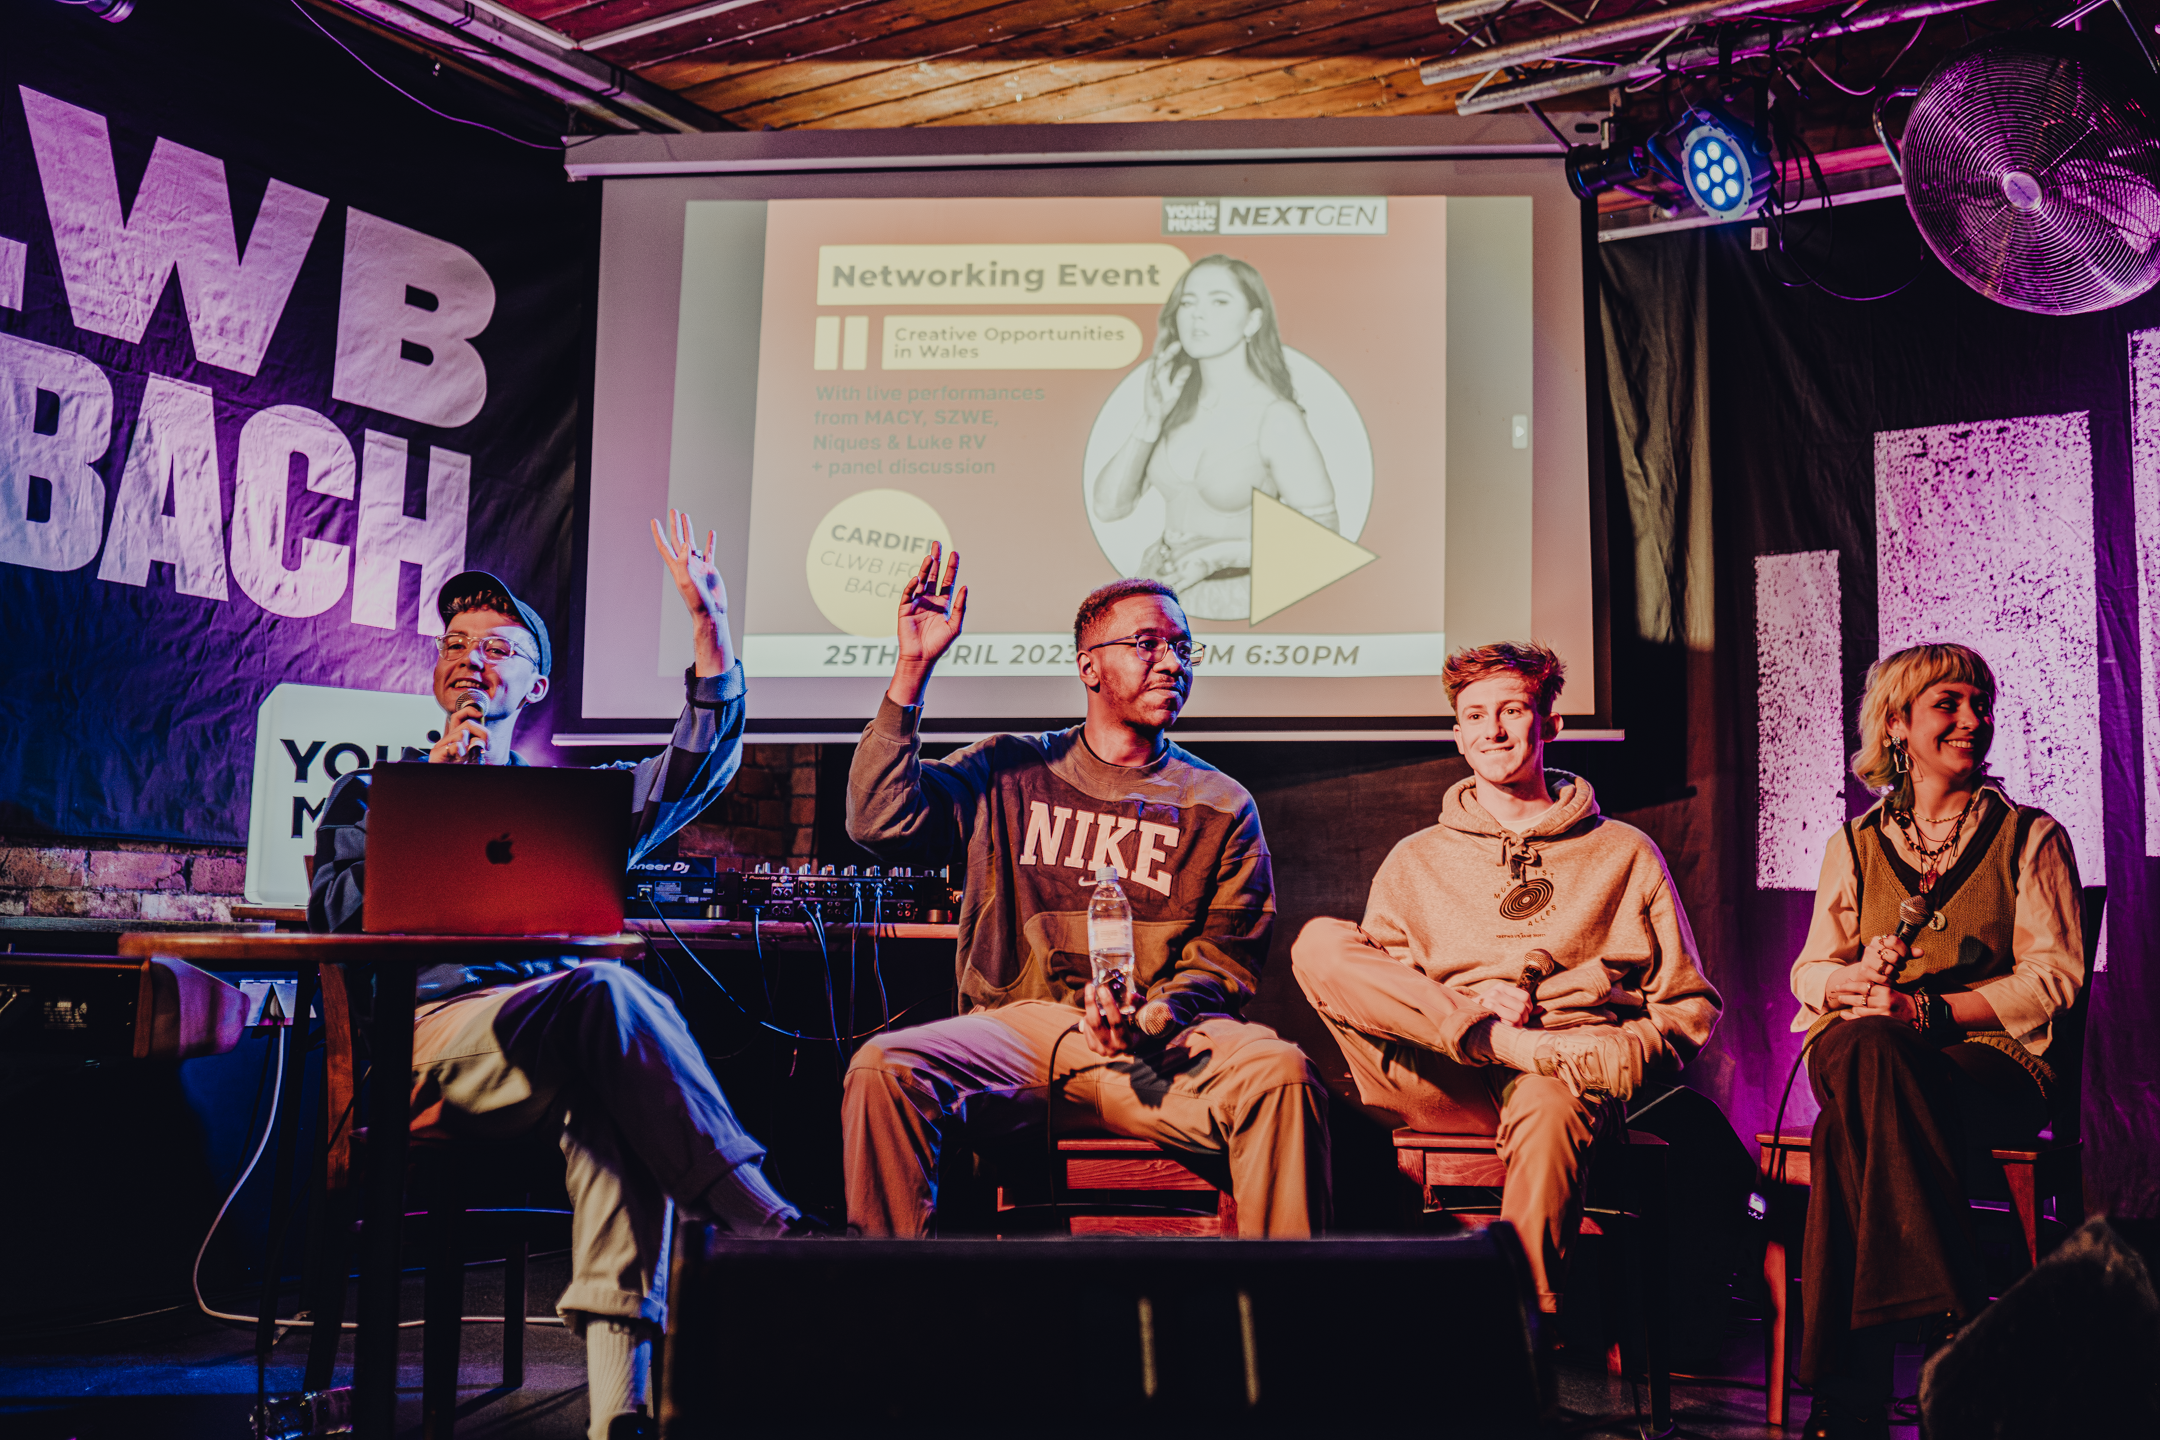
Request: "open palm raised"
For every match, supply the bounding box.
[897,542,968,667]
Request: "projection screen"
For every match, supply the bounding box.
[565,117,1602,742]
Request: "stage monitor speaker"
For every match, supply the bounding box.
[661,1228,1548,1437]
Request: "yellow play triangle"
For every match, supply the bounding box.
[1248,489,1378,624]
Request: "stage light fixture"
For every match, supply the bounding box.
[1564,141,1655,201]
[1678,113,1773,221]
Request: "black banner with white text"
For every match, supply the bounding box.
[0,0,596,844]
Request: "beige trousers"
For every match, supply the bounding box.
[409,964,769,1328]
[1292,919,1609,1311]
[842,999,1331,1237]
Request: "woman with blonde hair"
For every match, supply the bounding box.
[1786,643,2085,1439]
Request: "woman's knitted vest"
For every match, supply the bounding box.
[1845,788,2055,1103]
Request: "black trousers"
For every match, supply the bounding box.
[1797,1016,2047,1385]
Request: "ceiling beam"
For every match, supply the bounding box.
[332,0,730,130]
[559,112,1566,179]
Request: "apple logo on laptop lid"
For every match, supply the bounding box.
[487,834,515,865]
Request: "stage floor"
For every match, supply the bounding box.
[0,1253,1926,1438]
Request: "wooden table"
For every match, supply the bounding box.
[117,930,644,1438]
[228,904,309,929]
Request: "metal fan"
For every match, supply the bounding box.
[1882,26,2160,315]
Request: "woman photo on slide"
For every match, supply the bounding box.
[1091,255,1339,620]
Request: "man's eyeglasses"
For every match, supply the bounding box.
[436,634,535,665]
[1084,633,1207,667]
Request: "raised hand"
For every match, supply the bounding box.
[886,543,968,706]
[652,509,733,677]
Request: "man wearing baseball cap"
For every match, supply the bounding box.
[308,511,816,1440]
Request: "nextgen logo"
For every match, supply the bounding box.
[1161,196,1388,236]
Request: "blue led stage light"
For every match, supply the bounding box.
[1679,114,1773,221]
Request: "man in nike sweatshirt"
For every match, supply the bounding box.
[843,545,1330,1237]
[1293,642,1719,1312]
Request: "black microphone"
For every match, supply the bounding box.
[1890,893,1932,984]
[1893,892,1932,946]
[1518,948,1559,993]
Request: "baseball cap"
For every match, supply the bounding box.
[436,570,552,675]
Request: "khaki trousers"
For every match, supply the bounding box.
[409,964,769,1328]
[1293,919,1608,1310]
[842,999,1331,1238]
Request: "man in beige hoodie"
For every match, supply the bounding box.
[1292,642,1720,1314]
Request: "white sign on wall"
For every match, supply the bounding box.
[243,682,443,905]
[1755,549,1845,889]
[1876,413,2101,877]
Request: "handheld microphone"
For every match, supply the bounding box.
[1890,893,1932,984]
[1894,893,1932,946]
[452,687,487,763]
[1518,948,1559,993]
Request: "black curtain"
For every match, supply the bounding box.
[1601,195,2159,1216]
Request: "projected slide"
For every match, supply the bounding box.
[738,196,1449,681]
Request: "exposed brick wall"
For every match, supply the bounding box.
[0,837,247,921]
[0,748,819,918]
[673,743,819,866]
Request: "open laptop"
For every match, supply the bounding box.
[362,765,634,936]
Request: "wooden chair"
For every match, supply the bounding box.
[1394,1126,1672,1433]
[990,1132,1238,1236]
[1752,1126,2085,1427]
[297,962,572,1440]
[1754,887,2101,1426]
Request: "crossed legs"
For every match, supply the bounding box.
[1293,918,1606,1311]
[410,962,794,1437]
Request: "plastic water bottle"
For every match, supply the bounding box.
[1088,864,1137,1017]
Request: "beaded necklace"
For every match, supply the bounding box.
[1890,787,1981,893]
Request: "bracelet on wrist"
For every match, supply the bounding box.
[1911,988,1953,1039]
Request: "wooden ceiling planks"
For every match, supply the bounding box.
[497,0,1478,127]
[656,0,1266,123]
[738,0,1437,130]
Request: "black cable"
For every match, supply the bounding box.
[1758,129,1921,302]
[1044,1023,1084,1224]
[1805,18,1927,97]
[1768,1022,1831,1187]
[637,934,762,1064]
[638,901,937,1044]
[871,885,892,1034]
[803,904,842,1080]
[847,890,862,1055]
[752,909,776,1015]
[288,0,605,151]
